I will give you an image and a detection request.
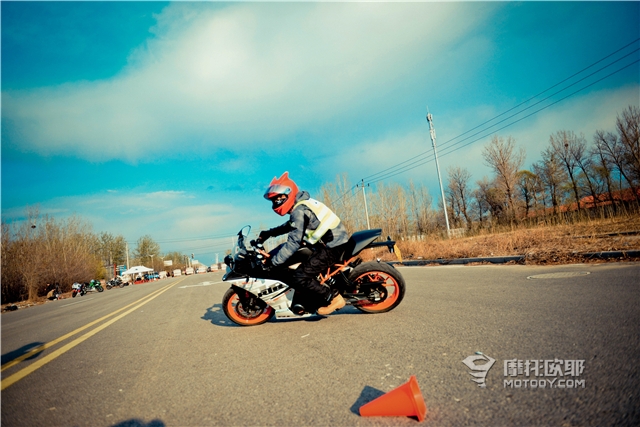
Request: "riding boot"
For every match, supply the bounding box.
[317,292,346,315]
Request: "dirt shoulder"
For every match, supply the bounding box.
[369,216,640,265]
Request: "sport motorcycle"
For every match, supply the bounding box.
[71,282,86,298]
[222,225,405,326]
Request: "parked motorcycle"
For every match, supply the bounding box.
[222,225,405,326]
[85,279,104,293]
[106,276,126,290]
[71,282,86,298]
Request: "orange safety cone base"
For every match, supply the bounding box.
[359,375,427,422]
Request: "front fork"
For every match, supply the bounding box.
[231,285,268,312]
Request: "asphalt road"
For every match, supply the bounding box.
[1,263,639,426]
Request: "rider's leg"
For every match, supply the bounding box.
[291,245,342,313]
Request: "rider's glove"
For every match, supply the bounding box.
[260,257,273,271]
[258,230,270,243]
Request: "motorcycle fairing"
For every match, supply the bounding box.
[227,277,313,319]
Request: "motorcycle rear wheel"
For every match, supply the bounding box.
[222,288,274,326]
[350,261,405,313]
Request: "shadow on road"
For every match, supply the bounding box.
[201,304,235,327]
[1,342,45,365]
[201,303,362,327]
[112,418,165,427]
[350,385,386,415]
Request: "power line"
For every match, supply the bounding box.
[442,38,640,147]
[363,38,640,184]
[154,233,236,244]
[438,48,640,153]
[360,39,640,186]
[331,184,359,206]
[365,58,640,186]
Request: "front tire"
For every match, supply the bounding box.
[222,288,274,326]
[350,261,405,313]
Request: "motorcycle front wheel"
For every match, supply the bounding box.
[222,288,274,326]
[350,261,405,313]
[72,290,77,298]
[97,285,104,292]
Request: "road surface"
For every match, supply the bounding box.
[2,262,639,426]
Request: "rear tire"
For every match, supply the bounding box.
[349,261,405,313]
[222,288,274,326]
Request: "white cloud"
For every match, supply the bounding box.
[2,2,496,161]
[2,188,267,255]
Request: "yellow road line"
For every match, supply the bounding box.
[1,279,182,390]
[1,282,175,372]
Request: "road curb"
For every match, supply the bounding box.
[389,250,640,266]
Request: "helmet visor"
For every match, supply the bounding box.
[263,184,291,200]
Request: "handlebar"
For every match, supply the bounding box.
[250,240,270,258]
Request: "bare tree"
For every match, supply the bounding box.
[407,181,437,237]
[534,148,568,215]
[1,208,104,303]
[591,131,619,210]
[476,177,506,224]
[319,173,360,233]
[616,105,640,185]
[470,188,488,228]
[446,166,472,228]
[594,127,640,204]
[516,170,542,219]
[133,235,161,268]
[98,232,128,267]
[549,131,586,211]
[370,183,408,239]
[482,135,525,222]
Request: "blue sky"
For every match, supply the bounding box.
[2,1,639,265]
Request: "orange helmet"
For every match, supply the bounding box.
[263,172,299,216]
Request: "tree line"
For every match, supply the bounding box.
[320,105,640,238]
[1,209,191,304]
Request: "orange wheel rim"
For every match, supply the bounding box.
[226,293,273,325]
[357,272,400,311]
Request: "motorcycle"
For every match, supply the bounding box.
[222,225,405,326]
[71,282,86,298]
[106,276,127,290]
[85,279,104,293]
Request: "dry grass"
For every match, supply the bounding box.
[366,216,640,265]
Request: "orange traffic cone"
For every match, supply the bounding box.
[359,375,427,422]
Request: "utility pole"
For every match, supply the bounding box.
[126,242,130,269]
[427,111,451,237]
[356,179,371,229]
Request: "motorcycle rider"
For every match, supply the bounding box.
[259,172,349,315]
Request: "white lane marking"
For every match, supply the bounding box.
[178,281,225,289]
[60,298,94,307]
